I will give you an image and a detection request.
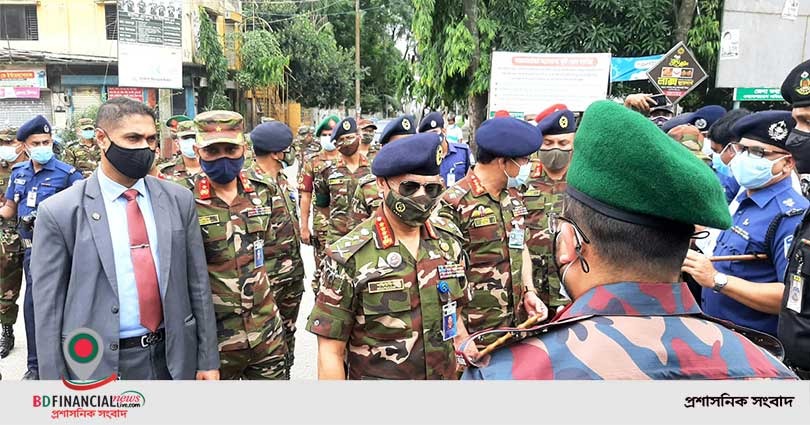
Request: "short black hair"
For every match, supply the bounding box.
[253,146,272,157]
[475,146,497,164]
[707,108,751,147]
[565,196,694,276]
[96,97,157,130]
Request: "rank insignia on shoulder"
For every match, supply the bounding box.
[367,278,405,294]
[198,215,220,226]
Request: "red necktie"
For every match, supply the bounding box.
[122,189,163,332]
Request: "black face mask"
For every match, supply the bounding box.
[103,133,155,180]
[786,129,810,174]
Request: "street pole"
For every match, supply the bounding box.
[354,0,361,119]
[158,88,173,159]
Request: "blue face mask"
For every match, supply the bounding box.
[505,159,531,188]
[320,135,336,152]
[712,153,731,177]
[81,129,95,140]
[0,145,20,162]
[28,145,54,164]
[200,156,245,184]
[179,138,197,159]
[729,151,788,190]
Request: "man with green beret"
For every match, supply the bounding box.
[65,117,103,178]
[307,133,471,379]
[438,117,548,349]
[461,100,797,380]
[159,120,201,188]
[191,110,289,379]
[0,126,26,358]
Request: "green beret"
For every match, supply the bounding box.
[568,100,731,230]
[315,115,340,137]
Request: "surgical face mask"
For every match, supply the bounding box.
[786,129,810,174]
[81,129,95,140]
[179,137,197,159]
[28,145,54,164]
[504,159,531,188]
[384,189,438,227]
[200,156,245,184]
[712,153,731,177]
[320,135,336,151]
[0,145,21,162]
[538,148,572,171]
[729,151,788,190]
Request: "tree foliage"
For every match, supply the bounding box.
[236,30,289,91]
[196,7,230,110]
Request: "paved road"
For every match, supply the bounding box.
[0,164,320,381]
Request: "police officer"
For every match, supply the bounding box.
[65,117,102,178]
[682,111,808,337]
[248,121,305,368]
[348,115,417,231]
[0,126,26,358]
[0,115,82,379]
[158,120,201,188]
[418,111,472,187]
[522,105,577,315]
[779,59,810,378]
[661,105,727,135]
[706,109,752,203]
[356,119,378,161]
[190,111,288,379]
[313,117,372,245]
[307,133,472,380]
[438,117,548,348]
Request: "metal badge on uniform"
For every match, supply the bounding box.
[508,228,525,249]
[254,239,265,269]
[26,187,37,208]
[198,215,220,226]
[438,263,465,279]
[787,274,804,313]
[252,198,262,206]
[442,301,458,341]
[387,252,402,268]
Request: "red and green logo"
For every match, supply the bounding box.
[61,327,116,390]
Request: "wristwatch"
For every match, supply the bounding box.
[712,272,729,293]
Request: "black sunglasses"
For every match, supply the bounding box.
[389,179,445,198]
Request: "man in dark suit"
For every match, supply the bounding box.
[32,98,219,380]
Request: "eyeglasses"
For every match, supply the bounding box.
[549,214,591,274]
[733,144,790,159]
[390,179,445,198]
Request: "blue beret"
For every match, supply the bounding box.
[331,117,357,143]
[17,115,51,142]
[372,133,442,177]
[731,110,796,150]
[660,112,694,133]
[250,121,292,153]
[691,105,726,132]
[476,117,541,158]
[538,109,576,135]
[781,59,810,107]
[380,115,416,145]
[418,112,444,133]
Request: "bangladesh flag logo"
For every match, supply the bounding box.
[61,328,117,390]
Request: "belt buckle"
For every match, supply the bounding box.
[140,332,158,348]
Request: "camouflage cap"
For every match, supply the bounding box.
[298,125,312,136]
[667,124,709,163]
[194,110,245,147]
[177,120,197,138]
[0,127,17,142]
[77,117,95,130]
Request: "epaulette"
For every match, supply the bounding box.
[327,221,375,265]
[450,141,469,152]
[441,183,470,208]
[11,161,28,170]
[429,214,464,240]
[158,161,176,172]
[775,192,810,214]
[53,160,77,175]
[357,173,376,187]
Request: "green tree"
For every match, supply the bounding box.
[196,7,230,110]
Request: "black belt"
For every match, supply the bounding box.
[120,329,165,350]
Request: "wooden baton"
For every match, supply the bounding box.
[709,253,769,262]
[477,314,545,358]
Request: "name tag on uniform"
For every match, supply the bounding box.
[247,206,272,217]
[26,187,37,208]
[328,178,346,185]
[442,301,458,341]
[508,228,525,249]
[446,173,456,187]
[368,279,404,293]
[13,178,25,185]
[472,215,497,228]
[198,215,220,226]
[254,238,265,269]
[438,263,465,279]
[787,274,804,313]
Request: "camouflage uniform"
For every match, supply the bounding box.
[247,163,305,367]
[522,160,569,310]
[438,172,530,348]
[298,151,334,293]
[158,157,198,189]
[313,155,372,245]
[65,118,102,178]
[347,174,381,232]
[192,111,288,380]
[0,129,23,328]
[307,209,470,379]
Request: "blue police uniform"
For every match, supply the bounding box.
[5,116,82,375]
[439,141,471,187]
[704,111,806,336]
[717,171,741,204]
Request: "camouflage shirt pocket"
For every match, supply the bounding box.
[201,221,231,264]
[360,287,413,341]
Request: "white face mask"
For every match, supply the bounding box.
[179,137,197,159]
[504,159,531,188]
[320,135,336,151]
[0,145,21,162]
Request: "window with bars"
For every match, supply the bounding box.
[0,5,38,40]
[104,4,118,40]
